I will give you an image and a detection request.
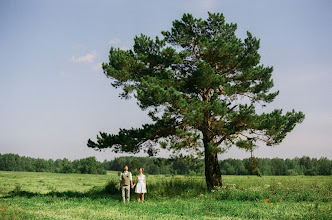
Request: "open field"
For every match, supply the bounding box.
[0,171,331,219]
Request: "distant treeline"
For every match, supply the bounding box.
[0,154,331,176]
[105,156,332,176]
[0,154,106,174]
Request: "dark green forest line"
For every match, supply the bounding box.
[0,153,331,176]
[0,154,106,175]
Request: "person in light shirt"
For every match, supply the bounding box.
[118,165,133,202]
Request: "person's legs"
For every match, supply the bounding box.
[141,193,144,202]
[137,193,141,202]
[121,186,126,202]
[125,186,130,202]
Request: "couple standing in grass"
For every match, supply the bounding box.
[119,165,147,202]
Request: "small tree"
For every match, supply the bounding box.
[88,13,304,190]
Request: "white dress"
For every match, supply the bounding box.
[135,175,147,193]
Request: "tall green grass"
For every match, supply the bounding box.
[103,175,331,202]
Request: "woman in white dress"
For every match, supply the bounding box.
[132,167,147,202]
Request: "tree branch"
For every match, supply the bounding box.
[235,132,251,139]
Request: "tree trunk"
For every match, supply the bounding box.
[204,136,222,190]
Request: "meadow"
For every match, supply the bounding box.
[0,171,331,219]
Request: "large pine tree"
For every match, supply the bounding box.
[88,13,304,190]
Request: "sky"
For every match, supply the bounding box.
[0,0,331,161]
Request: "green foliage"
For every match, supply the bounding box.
[1,154,330,177]
[286,169,298,176]
[0,154,106,175]
[76,157,105,174]
[107,156,204,175]
[106,155,332,176]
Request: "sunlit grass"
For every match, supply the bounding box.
[0,171,113,194]
[0,171,331,219]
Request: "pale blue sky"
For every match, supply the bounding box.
[1,0,331,161]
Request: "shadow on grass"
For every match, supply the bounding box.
[2,179,122,200]
[2,178,209,201]
[3,188,120,200]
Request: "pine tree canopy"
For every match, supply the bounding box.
[87,12,304,159]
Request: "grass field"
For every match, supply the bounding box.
[0,171,331,219]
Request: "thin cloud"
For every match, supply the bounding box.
[69,50,102,72]
[108,38,132,50]
[186,0,219,15]
[108,38,121,45]
[59,71,73,79]
[71,51,97,63]
[199,0,218,12]
[91,62,102,72]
